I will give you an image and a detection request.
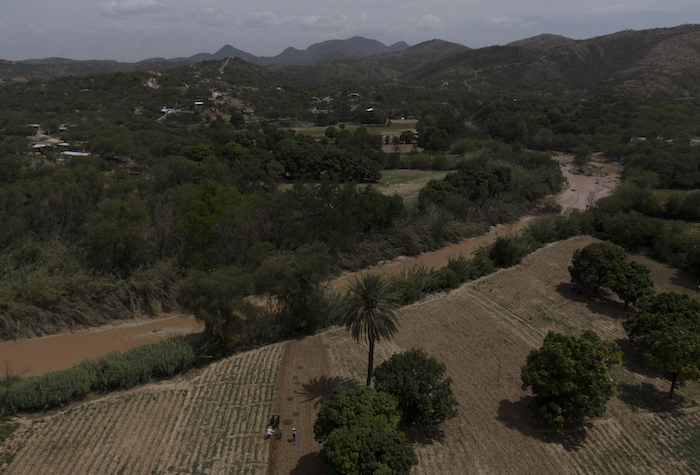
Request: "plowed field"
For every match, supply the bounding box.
[3,236,700,474]
[2,343,284,474]
[320,235,700,474]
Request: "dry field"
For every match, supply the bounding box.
[1,343,284,474]
[320,235,700,474]
[3,236,700,474]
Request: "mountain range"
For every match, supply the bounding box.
[2,25,700,97]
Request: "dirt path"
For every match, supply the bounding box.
[267,334,343,475]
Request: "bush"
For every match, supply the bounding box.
[446,253,472,282]
[522,214,576,244]
[431,267,460,291]
[488,236,521,267]
[3,365,94,413]
[0,337,195,414]
[389,279,420,305]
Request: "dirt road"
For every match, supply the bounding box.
[266,335,341,475]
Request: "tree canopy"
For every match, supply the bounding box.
[568,241,628,295]
[314,386,417,475]
[521,330,622,427]
[373,348,458,426]
[624,292,700,398]
[341,273,400,386]
[568,241,653,308]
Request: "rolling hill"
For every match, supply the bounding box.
[2,25,700,97]
[405,24,700,96]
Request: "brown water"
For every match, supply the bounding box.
[0,157,620,377]
[0,314,202,377]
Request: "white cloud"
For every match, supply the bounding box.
[587,4,633,15]
[301,15,321,27]
[485,16,524,27]
[416,14,442,29]
[243,11,280,29]
[98,0,169,19]
[195,7,236,26]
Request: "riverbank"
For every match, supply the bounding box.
[0,156,621,377]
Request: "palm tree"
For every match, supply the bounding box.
[341,273,400,386]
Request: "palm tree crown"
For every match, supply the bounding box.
[341,273,400,386]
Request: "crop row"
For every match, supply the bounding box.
[3,342,284,474]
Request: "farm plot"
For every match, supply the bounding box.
[2,342,285,475]
[322,235,700,474]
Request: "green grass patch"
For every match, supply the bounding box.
[0,421,19,442]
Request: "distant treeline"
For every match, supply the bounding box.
[2,67,700,345]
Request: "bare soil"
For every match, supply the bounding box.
[321,236,700,474]
[266,335,334,475]
[4,237,700,474]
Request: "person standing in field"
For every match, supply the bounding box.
[279,428,283,441]
[266,426,273,439]
[292,428,296,442]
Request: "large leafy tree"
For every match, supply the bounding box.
[624,292,700,398]
[314,386,400,442]
[314,386,417,475]
[320,421,417,475]
[521,330,622,427]
[253,242,331,335]
[341,273,400,386]
[568,241,628,294]
[374,348,458,426]
[180,266,259,350]
[607,260,654,310]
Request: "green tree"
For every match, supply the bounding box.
[341,273,400,386]
[82,195,151,276]
[624,292,700,398]
[521,330,622,427]
[607,260,654,310]
[568,241,628,294]
[314,386,417,475]
[374,348,458,426]
[320,420,417,475]
[180,266,259,350]
[253,242,331,335]
[179,182,258,269]
[314,386,400,442]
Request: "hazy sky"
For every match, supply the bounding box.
[1,0,698,61]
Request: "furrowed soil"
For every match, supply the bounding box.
[2,342,285,474]
[317,235,700,475]
[3,236,700,473]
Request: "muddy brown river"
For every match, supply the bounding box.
[0,157,619,377]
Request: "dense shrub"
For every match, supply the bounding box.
[0,337,194,414]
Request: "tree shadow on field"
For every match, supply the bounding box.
[289,452,326,475]
[400,422,445,445]
[497,397,592,451]
[614,338,662,379]
[617,382,687,414]
[555,282,628,320]
[667,265,700,294]
[298,375,358,408]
